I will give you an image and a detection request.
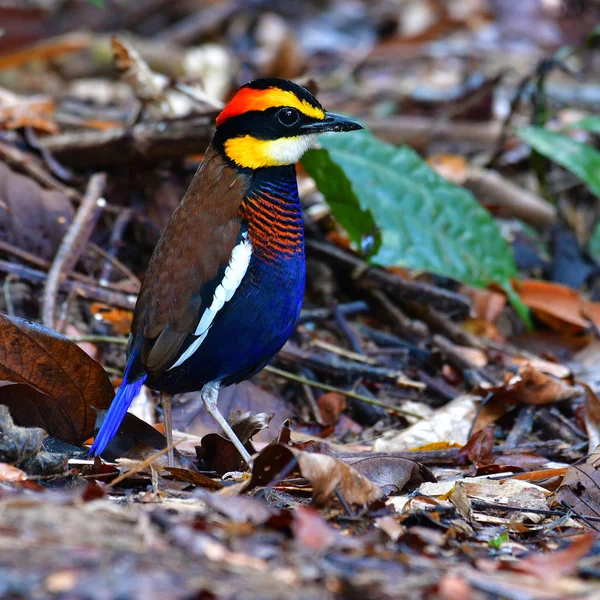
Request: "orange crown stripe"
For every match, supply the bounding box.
[216,87,325,126]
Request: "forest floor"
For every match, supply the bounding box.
[2,1,600,598]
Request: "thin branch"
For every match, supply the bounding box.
[42,173,107,327]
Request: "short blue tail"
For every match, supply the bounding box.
[90,361,147,456]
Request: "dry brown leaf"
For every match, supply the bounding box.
[550,450,600,519]
[292,449,383,507]
[501,364,580,406]
[317,392,346,425]
[0,462,28,482]
[291,506,357,550]
[517,280,600,333]
[0,314,113,444]
[0,89,57,133]
[89,304,134,336]
[0,162,73,261]
[111,36,174,118]
[509,532,595,580]
[456,426,494,466]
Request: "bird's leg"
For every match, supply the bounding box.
[201,381,253,468]
[161,391,175,467]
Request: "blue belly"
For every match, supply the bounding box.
[156,252,305,393]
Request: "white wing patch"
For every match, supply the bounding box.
[168,234,252,370]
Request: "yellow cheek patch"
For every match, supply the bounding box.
[217,87,325,126]
[224,135,317,169]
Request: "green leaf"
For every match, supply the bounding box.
[518,127,600,198]
[488,532,508,549]
[88,0,104,7]
[302,130,525,318]
[571,116,600,134]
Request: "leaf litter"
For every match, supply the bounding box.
[2,2,600,598]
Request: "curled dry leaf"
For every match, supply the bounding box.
[293,449,384,506]
[317,392,346,425]
[0,162,73,261]
[341,454,436,496]
[0,315,113,444]
[456,426,494,466]
[517,280,600,333]
[0,88,58,133]
[0,462,28,482]
[248,444,384,507]
[196,410,272,474]
[111,36,174,118]
[500,364,580,406]
[0,404,46,465]
[550,449,600,519]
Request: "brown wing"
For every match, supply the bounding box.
[131,147,249,374]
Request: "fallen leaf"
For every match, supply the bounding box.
[550,458,600,519]
[292,449,383,506]
[457,426,495,466]
[0,314,113,444]
[374,395,479,451]
[582,384,600,454]
[340,454,436,496]
[165,468,224,491]
[195,489,273,524]
[0,404,65,475]
[291,506,357,550]
[317,392,346,426]
[0,89,57,133]
[517,280,600,333]
[0,162,73,261]
[89,304,133,335]
[509,532,595,580]
[248,444,383,507]
[499,364,580,406]
[0,462,27,481]
[196,411,271,474]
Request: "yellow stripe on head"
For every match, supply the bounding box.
[217,85,325,126]
[224,134,318,169]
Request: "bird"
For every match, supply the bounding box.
[90,78,363,466]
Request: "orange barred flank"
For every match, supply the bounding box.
[217,86,325,126]
[239,191,303,261]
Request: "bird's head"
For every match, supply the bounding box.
[214,78,362,170]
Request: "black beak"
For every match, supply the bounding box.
[301,112,363,134]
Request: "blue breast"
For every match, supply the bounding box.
[160,165,305,392]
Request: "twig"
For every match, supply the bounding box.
[0,140,81,202]
[0,259,136,309]
[331,302,365,354]
[39,115,215,168]
[71,335,128,344]
[310,339,377,365]
[265,365,423,418]
[278,342,426,389]
[298,300,368,324]
[43,173,107,327]
[106,442,180,488]
[99,208,135,284]
[0,239,137,294]
[306,239,470,316]
[463,168,556,229]
[367,289,429,340]
[88,242,141,288]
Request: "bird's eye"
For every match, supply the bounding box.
[277,108,300,126]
